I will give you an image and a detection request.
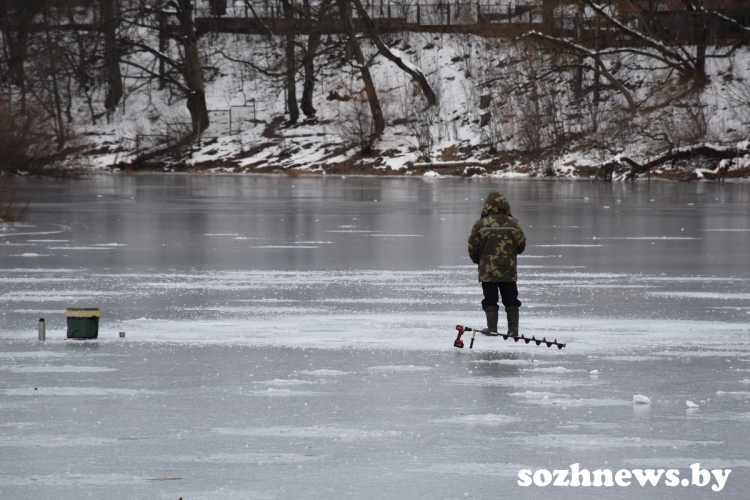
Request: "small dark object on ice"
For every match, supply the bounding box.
[453,325,566,350]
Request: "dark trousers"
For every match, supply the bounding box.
[481,282,522,311]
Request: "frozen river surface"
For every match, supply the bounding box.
[1,175,750,499]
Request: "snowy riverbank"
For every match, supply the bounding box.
[69,32,750,181]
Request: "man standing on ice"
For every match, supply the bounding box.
[467,192,526,336]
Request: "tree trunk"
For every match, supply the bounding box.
[176,0,209,135]
[574,3,584,100]
[100,0,123,112]
[335,0,385,140]
[300,0,330,118]
[349,0,436,107]
[0,1,32,110]
[280,0,300,123]
[158,11,168,90]
[691,7,708,85]
[41,10,66,149]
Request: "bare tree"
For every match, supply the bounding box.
[280,0,300,122]
[120,0,209,137]
[100,0,123,113]
[299,0,331,118]
[335,0,385,140]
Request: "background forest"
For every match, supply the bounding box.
[1,0,750,180]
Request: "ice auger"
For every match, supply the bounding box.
[453,325,566,350]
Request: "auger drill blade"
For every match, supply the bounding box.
[453,326,566,349]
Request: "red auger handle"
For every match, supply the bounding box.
[454,325,465,348]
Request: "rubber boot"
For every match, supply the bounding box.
[505,306,519,337]
[483,306,499,335]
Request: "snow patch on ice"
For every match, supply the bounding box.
[471,359,541,366]
[296,369,351,376]
[521,367,582,373]
[592,355,661,361]
[366,365,432,372]
[432,414,520,425]
[3,387,164,396]
[624,457,750,468]
[417,462,529,477]
[0,435,120,447]
[0,473,151,486]
[454,377,592,388]
[515,434,720,449]
[169,452,319,465]
[213,426,400,441]
[648,292,750,300]
[536,244,604,247]
[245,388,326,397]
[262,379,316,386]
[0,351,68,359]
[1,365,117,373]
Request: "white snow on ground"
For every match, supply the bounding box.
[8,315,747,355]
[593,237,701,240]
[213,426,400,441]
[0,474,152,486]
[2,387,164,396]
[510,391,564,398]
[154,490,272,500]
[0,291,122,302]
[520,367,582,373]
[535,244,604,247]
[523,397,631,407]
[243,388,328,397]
[295,369,351,376]
[416,462,532,477]
[0,351,67,359]
[507,391,629,407]
[453,376,593,389]
[652,351,750,357]
[513,435,721,449]
[0,365,117,373]
[716,391,750,397]
[366,365,432,372]
[647,292,750,300]
[168,453,319,465]
[471,359,542,365]
[0,277,81,283]
[431,414,520,425]
[262,379,316,386]
[624,458,750,468]
[0,435,120,447]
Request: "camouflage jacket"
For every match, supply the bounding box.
[467,193,526,282]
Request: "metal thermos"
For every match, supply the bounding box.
[38,318,46,342]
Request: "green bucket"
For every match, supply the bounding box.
[66,308,100,339]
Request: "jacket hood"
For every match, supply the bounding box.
[481,192,511,218]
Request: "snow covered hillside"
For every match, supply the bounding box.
[69,32,750,180]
